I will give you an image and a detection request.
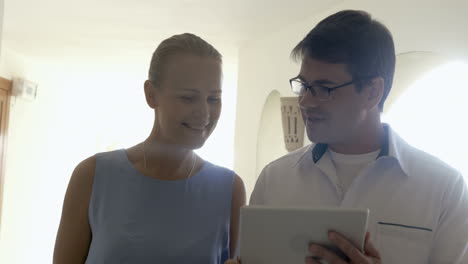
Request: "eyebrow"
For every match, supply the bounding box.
[297,75,338,85]
[177,88,222,94]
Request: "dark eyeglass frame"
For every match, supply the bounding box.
[289,77,355,101]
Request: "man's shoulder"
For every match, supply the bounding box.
[402,141,462,183]
[388,127,461,182]
[252,145,314,201]
[262,144,313,173]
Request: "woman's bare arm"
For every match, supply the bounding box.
[53,156,95,264]
[229,174,246,257]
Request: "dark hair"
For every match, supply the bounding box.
[148,33,222,87]
[291,10,396,110]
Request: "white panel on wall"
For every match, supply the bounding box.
[256,90,287,179]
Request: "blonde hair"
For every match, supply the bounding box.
[148,33,222,87]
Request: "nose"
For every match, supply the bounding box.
[192,99,210,121]
[298,90,321,109]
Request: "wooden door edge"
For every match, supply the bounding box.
[0,77,11,92]
[0,77,11,231]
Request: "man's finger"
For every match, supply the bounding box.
[364,232,380,258]
[305,256,321,264]
[328,231,368,263]
[309,244,347,264]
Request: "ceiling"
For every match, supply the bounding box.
[2,0,342,62]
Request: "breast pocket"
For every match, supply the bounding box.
[376,222,433,264]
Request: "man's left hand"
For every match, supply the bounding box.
[306,231,381,264]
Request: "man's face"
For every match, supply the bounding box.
[298,57,370,145]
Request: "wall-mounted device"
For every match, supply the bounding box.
[12,78,38,101]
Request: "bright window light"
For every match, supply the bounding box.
[384,61,468,180]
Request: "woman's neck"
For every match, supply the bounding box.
[142,137,195,180]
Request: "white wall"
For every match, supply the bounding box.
[0,0,3,56]
[0,0,5,250]
[234,0,468,198]
[0,51,151,263]
[0,50,60,264]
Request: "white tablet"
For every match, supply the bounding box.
[239,206,369,264]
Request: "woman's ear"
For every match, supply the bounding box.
[144,80,159,109]
[366,77,385,110]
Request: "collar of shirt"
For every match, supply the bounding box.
[295,124,411,177]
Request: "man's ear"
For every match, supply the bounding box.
[366,77,385,110]
[144,80,159,109]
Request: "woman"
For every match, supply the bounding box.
[53,33,246,264]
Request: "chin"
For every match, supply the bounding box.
[306,127,332,144]
[190,142,205,150]
[183,138,208,150]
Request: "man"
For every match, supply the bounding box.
[228,9,468,264]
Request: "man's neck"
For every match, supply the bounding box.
[329,121,385,155]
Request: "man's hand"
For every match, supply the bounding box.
[306,231,381,264]
[224,257,241,264]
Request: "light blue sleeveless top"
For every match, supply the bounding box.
[85,149,235,264]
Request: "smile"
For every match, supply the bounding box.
[182,123,208,131]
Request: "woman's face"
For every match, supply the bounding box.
[145,53,223,149]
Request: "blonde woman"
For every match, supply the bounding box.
[54,33,246,264]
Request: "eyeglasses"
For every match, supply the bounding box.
[289,77,355,101]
